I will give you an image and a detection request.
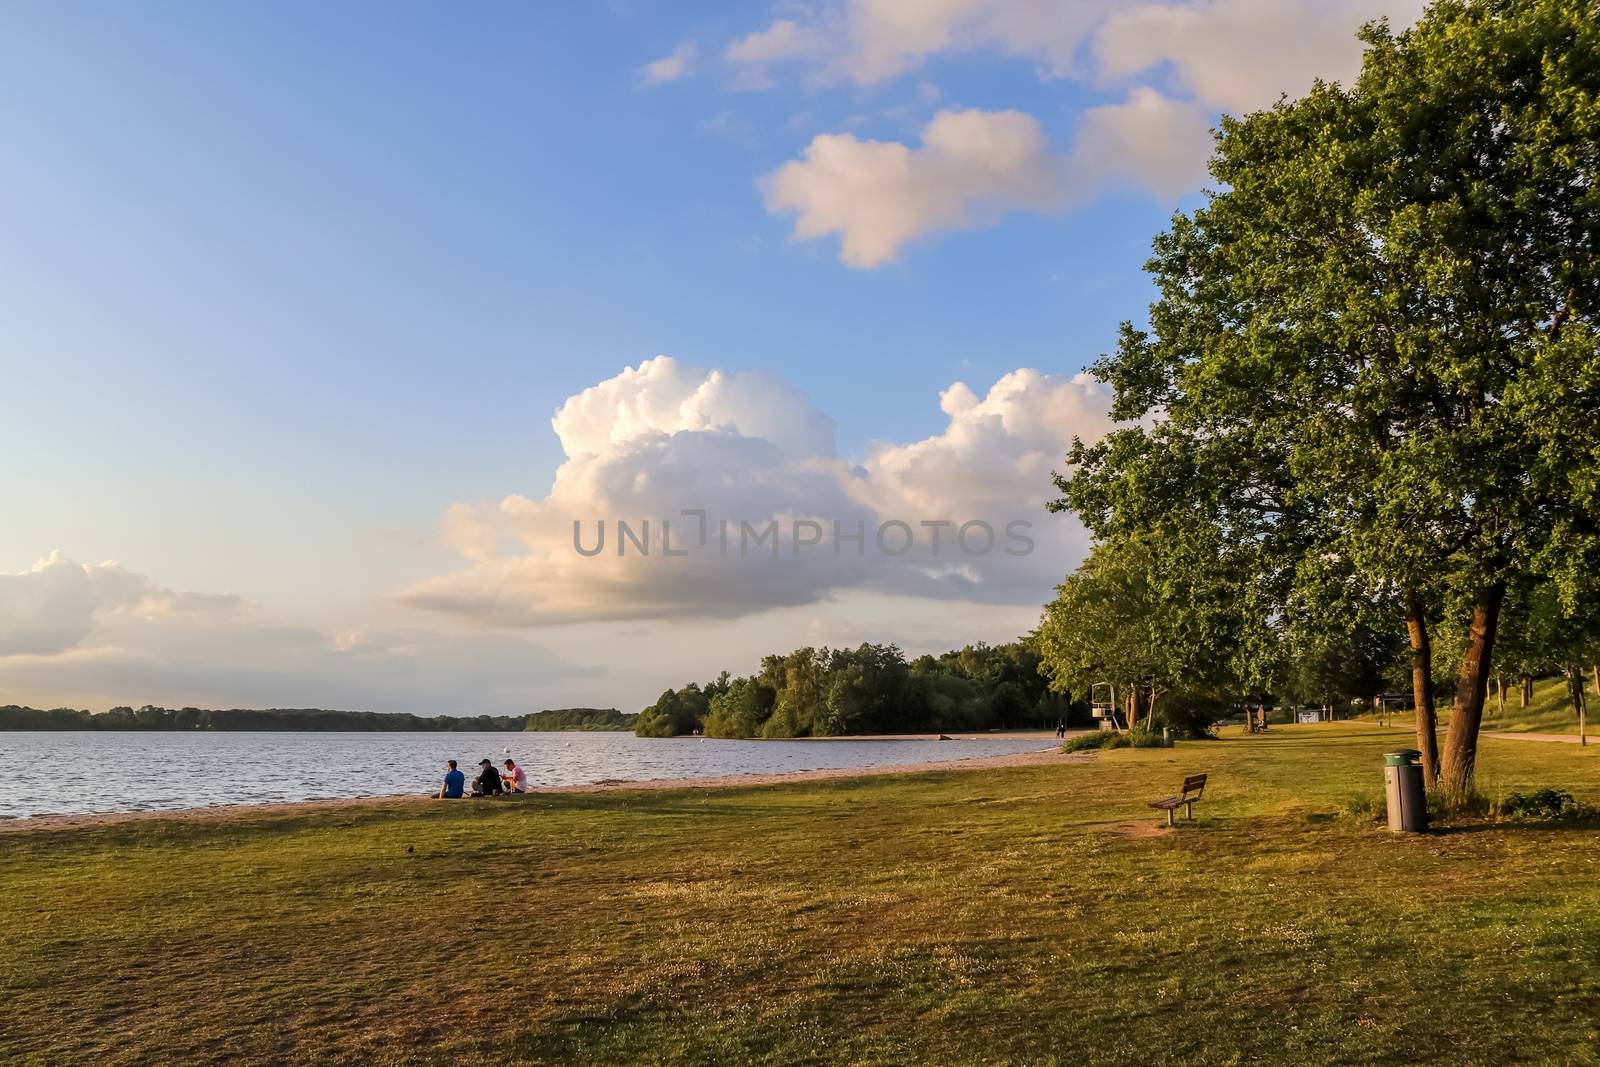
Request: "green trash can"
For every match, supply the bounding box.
[1383,749,1427,832]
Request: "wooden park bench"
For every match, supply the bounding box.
[1149,773,1207,826]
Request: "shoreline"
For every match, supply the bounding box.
[1,739,1075,834]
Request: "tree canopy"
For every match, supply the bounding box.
[0,705,621,732]
[1057,0,1600,792]
[635,641,1072,738]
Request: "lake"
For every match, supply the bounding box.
[1,731,1055,820]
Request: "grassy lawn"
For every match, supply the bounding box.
[1372,675,1593,736]
[1479,675,1594,735]
[3,724,1599,1066]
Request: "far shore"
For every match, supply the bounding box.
[0,737,1074,834]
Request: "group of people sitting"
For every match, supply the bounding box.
[435,757,528,798]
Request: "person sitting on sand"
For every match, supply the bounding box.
[472,758,503,796]
[437,760,465,799]
[502,758,527,793]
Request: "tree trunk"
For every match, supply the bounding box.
[1404,592,1440,789]
[1519,674,1532,707]
[1568,668,1587,747]
[1591,663,1598,698]
[1494,676,1505,714]
[1439,583,1507,794]
[1126,687,1148,733]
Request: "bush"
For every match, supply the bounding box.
[1061,731,1118,753]
[1061,726,1175,753]
[1151,696,1228,739]
[1344,783,1595,825]
[1497,788,1585,820]
[1127,724,1168,748]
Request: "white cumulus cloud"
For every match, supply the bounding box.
[729,0,1419,92]
[638,43,698,87]
[0,551,241,657]
[1074,88,1216,199]
[1094,0,1426,113]
[741,0,1425,266]
[727,19,831,67]
[400,356,1114,627]
[761,98,1218,266]
[730,0,1106,86]
[552,355,836,459]
[0,554,599,714]
[762,108,1066,268]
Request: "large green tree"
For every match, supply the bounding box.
[1060,0,1600,792]
[702,677,776,739]
[1034,533,1244,735]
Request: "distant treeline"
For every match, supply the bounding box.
[635,642,1077,738]
[523,708,638,731]
[0,705,624,732]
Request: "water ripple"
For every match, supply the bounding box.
[1,732,1051,819]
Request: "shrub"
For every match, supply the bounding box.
[1497,788,1583,820]
[1061,726,1177,753]
[1127,724,1168,748]
[1151,695,1229,739]
[1062,731,1117,753]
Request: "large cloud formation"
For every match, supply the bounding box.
[744,0,1424,266]
[400,356,1115,626]
[0,552,241,656]
[0,553,596,714]
[0,363,1117,713]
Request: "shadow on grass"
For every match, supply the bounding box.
[1427,816,1600,836]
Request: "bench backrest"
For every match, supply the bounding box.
[1181,774,1207,798]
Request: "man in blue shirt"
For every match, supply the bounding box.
[437,759,465,799]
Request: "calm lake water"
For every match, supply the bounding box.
[1,731,1054,820]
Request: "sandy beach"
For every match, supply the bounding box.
[0,736,1075,834]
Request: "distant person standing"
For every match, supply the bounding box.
[437,760,465,799]
[502,758,527,793]
[473,759,503,796]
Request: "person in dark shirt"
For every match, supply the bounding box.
[473,758,503,796]
[437,760,465,799]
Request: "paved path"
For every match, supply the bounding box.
[1485,731,1591,745]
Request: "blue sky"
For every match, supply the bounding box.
[0,1,1421,713]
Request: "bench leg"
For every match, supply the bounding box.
[1165,808,1174,827]
[1185,801,1194,821]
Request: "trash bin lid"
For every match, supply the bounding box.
[1384,749,1422,766]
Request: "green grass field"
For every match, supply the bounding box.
[4,724,1599,1066]
[1370,674,1594,737]
[1479,675,1594,735]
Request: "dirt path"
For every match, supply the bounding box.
[1485,731,1591,745]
